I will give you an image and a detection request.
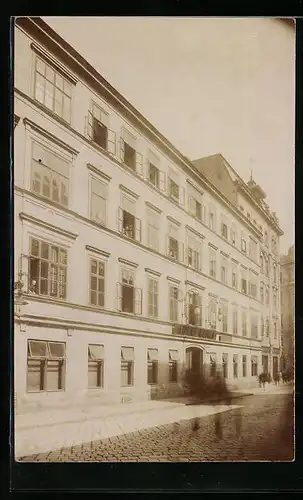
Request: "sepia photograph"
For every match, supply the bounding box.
[13,16,295,463]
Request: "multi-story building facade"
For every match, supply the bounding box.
[280,245,294,377]
[13,17,283,415]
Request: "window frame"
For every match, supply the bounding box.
[88,256,105,308]
[89,174,108,226]
[88,344,104,389]
[27,339,66,393]
[147,277,159,319]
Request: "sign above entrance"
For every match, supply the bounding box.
[172,324,216,340]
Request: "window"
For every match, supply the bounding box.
[168,350,179,382]
[251,356,258,376]
[209,247,217,278]
[220,256,228,284]
[260,284,264,304]
[273,319,277,339]
[249,237,257,261]
[27,340,65,392]
[273,289,277,309]
[265,318,269,337]
[148,162,160,188]
[233,354,238,378]
[88,344,104,388]
[221,221,228,239]
[271,236,277,255]
[148,278,158,318]
[231,264,238,289]
[222,303,228,333]
[188,184,204,221]
[187,291,202,326]
[147,349,159,384]
[209,299,217,329]
[209,205,216,230]
[28,237,67,299]
[117,268,142,315]
[249,274,257,299]
[210,353,216,377]
[261,316,264,338]
[31,141,70,207]
[273,263,277,284]
[147,208,160,252]
[118,195,141,242]
[232,308,238,335]
[169,285,179,322]
[90,176,107,225]
[242,310,247,337]
[241,238,247,254]
[230,224,237,246]
[222,353,228,378]
[168,223,183,262]
[242,355,247,377]
[34,56,72,122]
[169,178,180,201]
[121,346,134,386]
[89,258,105,307]
[187,233,201,271]
[241,268,248,294]
[265,287,269,305]
[250,313,258,339]
[260,253,264,273]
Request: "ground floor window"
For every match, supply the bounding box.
[27,340,66,392]
[222,353,228,378]
[233,354,238,378]
[168,350,179,382]
[147,348,159,384]
[210,353,216,377]
[262,355,269,374]
[88,344,104,388]
[242,355,247,377]
[251,355,258,376]
[121,346,134,386]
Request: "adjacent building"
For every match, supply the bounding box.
[14,17,283,416]
[280,245,294,377]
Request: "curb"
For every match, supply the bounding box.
[185,392,253,406]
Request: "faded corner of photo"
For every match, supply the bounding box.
[12,16,295,464]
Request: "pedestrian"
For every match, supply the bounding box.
[214,411,223,440]
[191,417,200,432]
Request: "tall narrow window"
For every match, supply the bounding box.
[187,291,201,326]
[249,237,257,261]
[168,350,179,382]
[233,354,238,378]
[241,268,248,294]
[261,316,264,339]
[169,285,179,322]
[118,195,141,242]
[210,353,217,377]
[89,258,105,307]
[222,303,228,333]
[260,284,264,304]
[147,348,158,384]
[232,308,238,335]
[242,309,247,337]
[34,56,72,122]
[88,344,104,388]
[188,184,204,221]
[231,263,238,289]
[168,169,182,202]
[148,278,158,318]
[28,237,67,299]
[251,356,258,376]
[241,237,247,254]
[121,346,134,386]
[27,340,65,392]
[118,268,141,315]
[209,247,217,278]
[31,141,70,207]
[209,204,216,231]
[242,355,247,377]
[90,176,107,225]
[221,215,228,239]
[260,253,264,273]
[250,313,258,339]
[167,223,183,262]
[209,299,217,329]
[222,353,228,378]
[230,223,237,246]
[187,233,201,271]
[220,256,228,284]
[91,102,108,150]
[146,208,160,252]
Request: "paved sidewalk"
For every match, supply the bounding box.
[15,399,241,458]
[233,383,294,396]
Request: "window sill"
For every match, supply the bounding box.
[27,389,65,393]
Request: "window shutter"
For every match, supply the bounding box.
[107,129,116,156]
[116,282,122,311]
[85,110,93,139]
[117,206,123,233]
[179,186,185,206]
[120,137,125,162]
[135,217,141,242]
[136,152,143,177]
[159,171,166,193]
[135,287,142,315]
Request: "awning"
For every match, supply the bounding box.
[148,348,159,361]
[49,342,65,359]
[169,350,179,361]
[88,344,104,361]
[209,353,216,363]
[121,346,134,361]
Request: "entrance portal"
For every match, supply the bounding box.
[185,347,203,374]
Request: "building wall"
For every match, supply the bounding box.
[280,246,294,374]
[14,20,282,414]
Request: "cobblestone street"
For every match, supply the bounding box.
[18,393,294,462]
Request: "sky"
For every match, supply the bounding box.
[43,17,295,254]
